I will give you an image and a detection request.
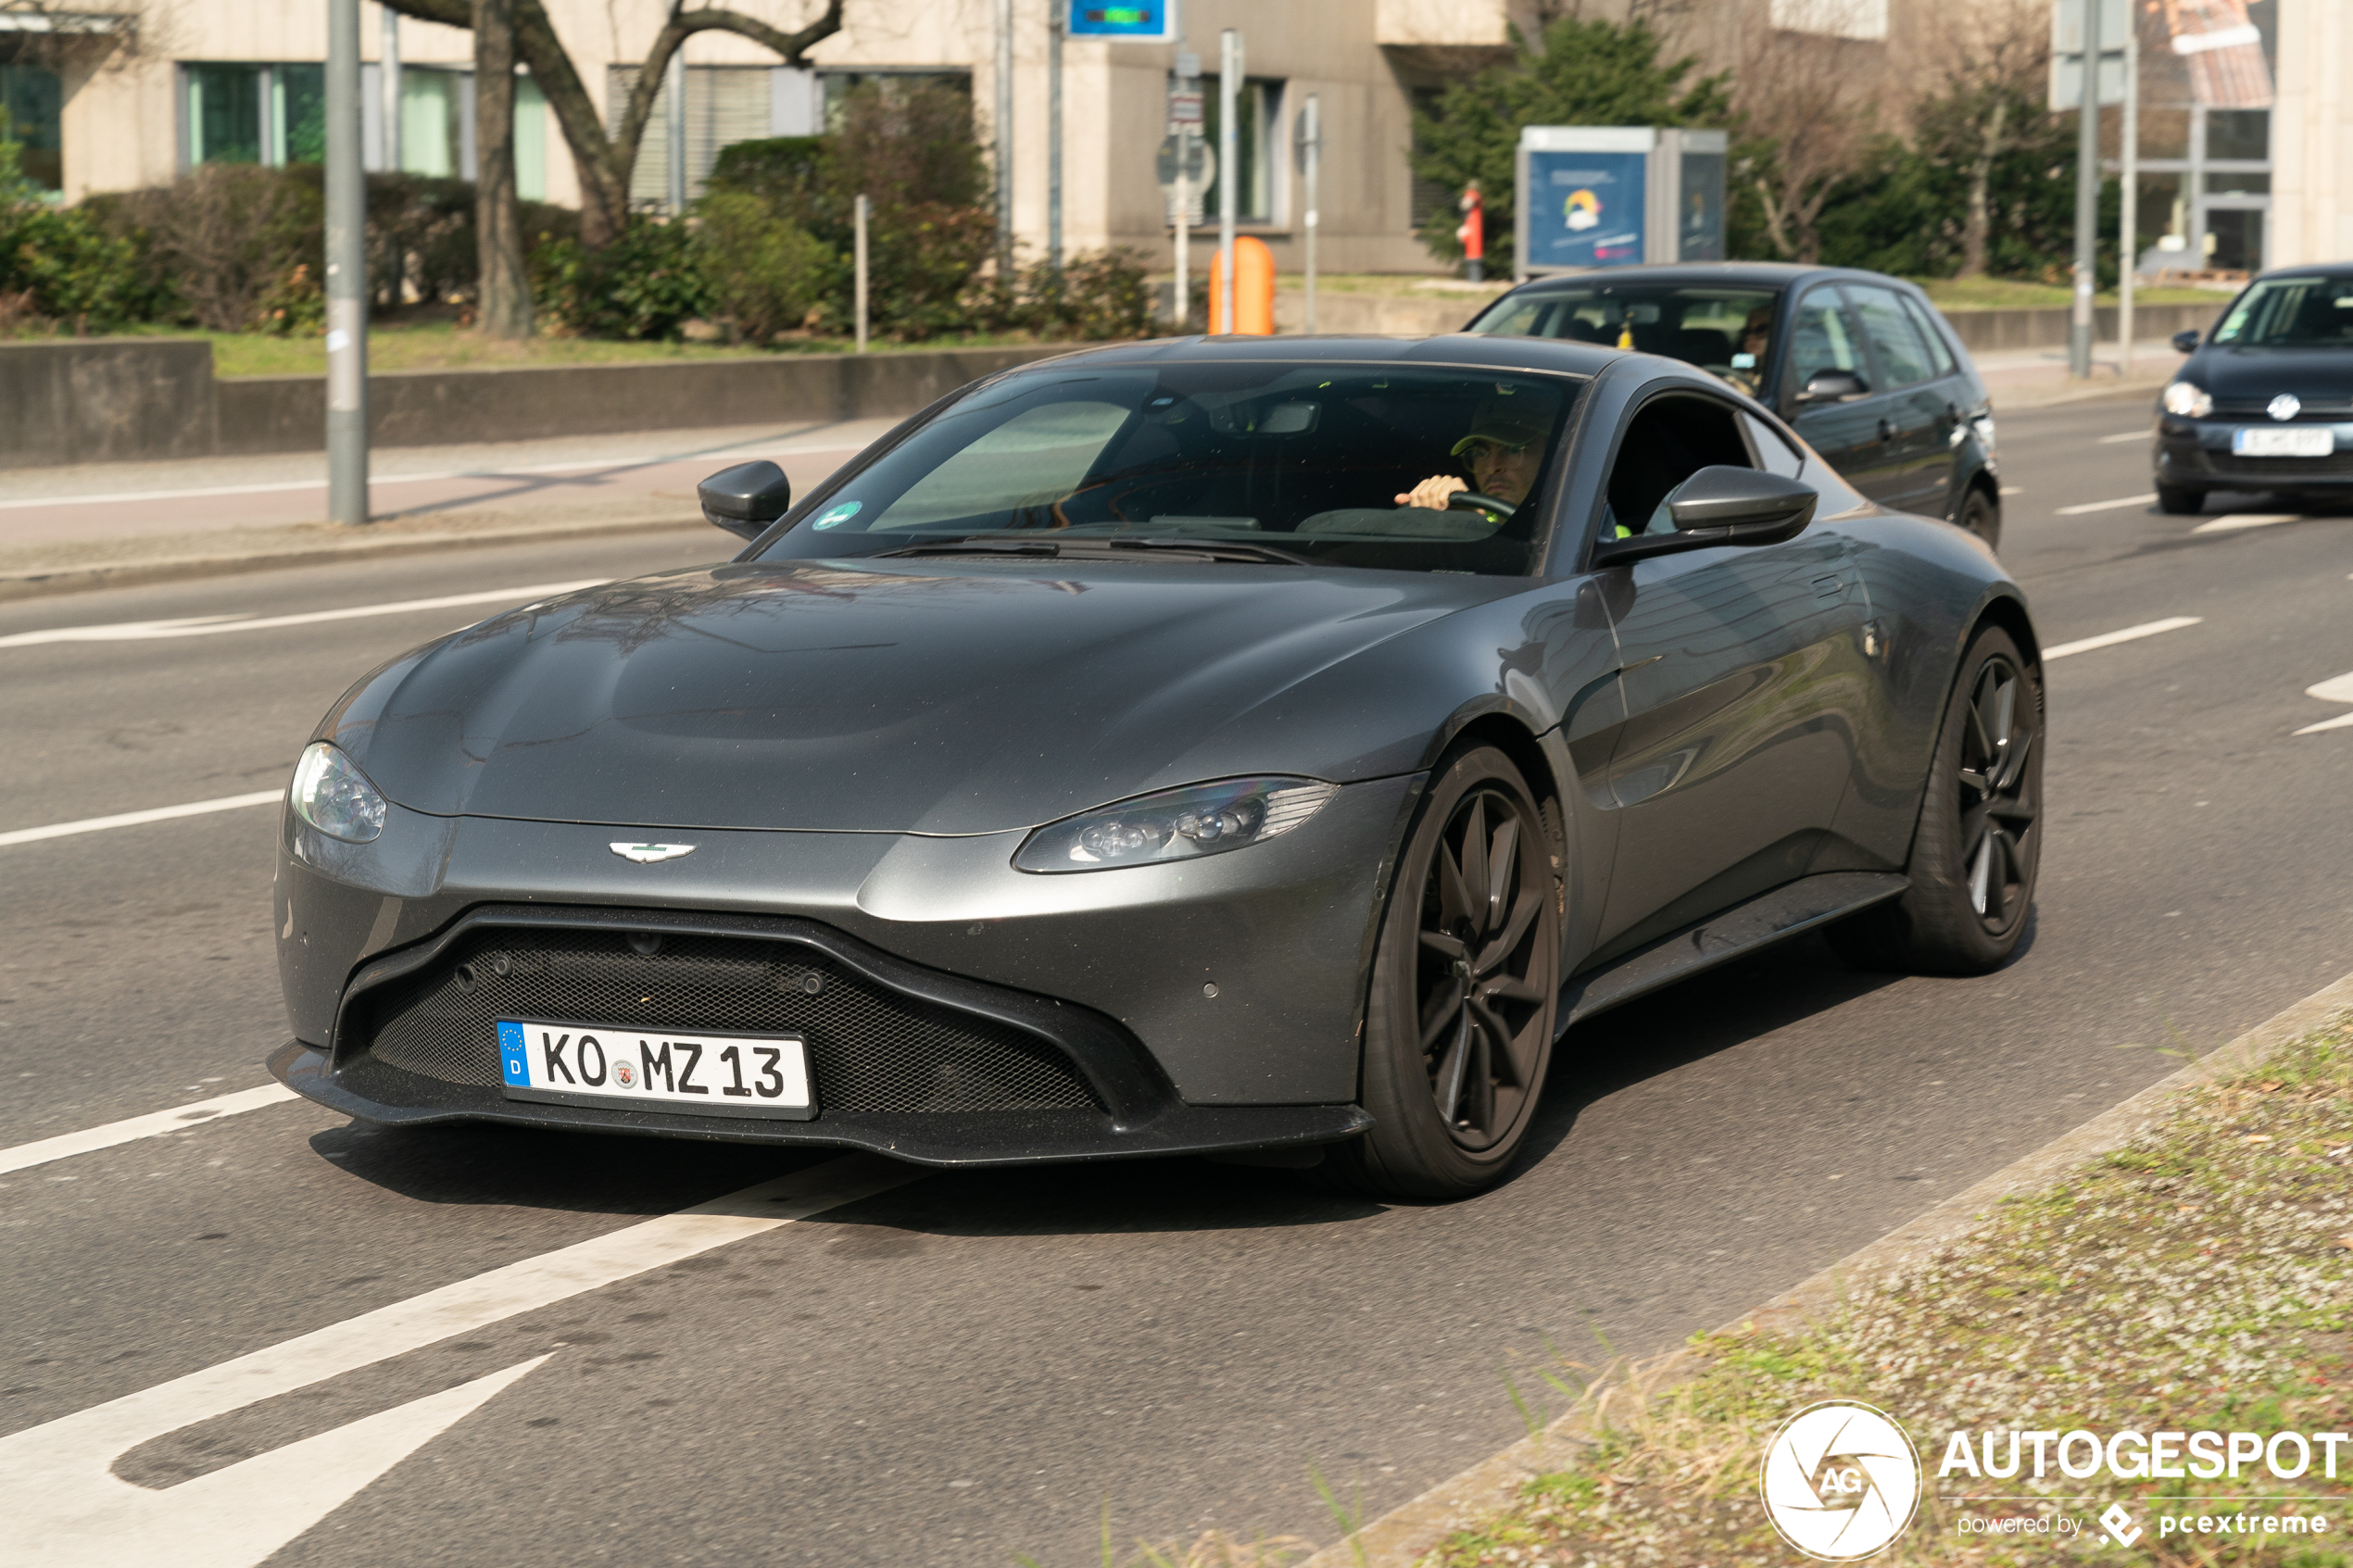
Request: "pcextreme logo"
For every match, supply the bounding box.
[1760,1401,1923,1561]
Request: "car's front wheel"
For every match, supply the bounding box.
[2156,483,2204,515]
[1831,625,2043,975]
[1322,746,1561,1199]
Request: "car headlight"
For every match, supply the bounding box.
[1013,776,1337,873]
[2162,380,2213,418]
[289,741,388,843]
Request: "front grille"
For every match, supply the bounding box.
[2199,449,2353,478]
[358,928,1100,1113]
[2212,398,2353,418]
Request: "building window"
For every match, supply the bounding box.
[1201,76,1281,224]
[0,56,64,193]
[1768,0,1888,42]
[183,63,328,169]
[818,68,971,129]
[399,66,463,178]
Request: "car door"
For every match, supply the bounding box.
[1783,283,1905,505]
[1844,281,1958,517]
[1586,388,1871,957]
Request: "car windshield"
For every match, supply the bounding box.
[1466,284,1780,394]
[2210,275,2353,347]
[755,364,1579,576]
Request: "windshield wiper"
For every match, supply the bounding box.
[873,535,1312,566]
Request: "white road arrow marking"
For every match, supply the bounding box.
[0,1154,921,1567]
[2294,670,2353,734]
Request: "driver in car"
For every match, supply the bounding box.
[1397,399,1545,518]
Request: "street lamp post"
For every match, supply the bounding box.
[326,0,369,525]
[1217,29,1239,334]
[2070,0,2103,380]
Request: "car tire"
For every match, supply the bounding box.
[1320,746,1561,1200]
[2156,483,2204,515]
[1957,486,2001,551]
[1829,624,2043,976]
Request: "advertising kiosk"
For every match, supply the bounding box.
[1514,127,1728,279]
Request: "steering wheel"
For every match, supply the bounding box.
[1447,491,1518,521]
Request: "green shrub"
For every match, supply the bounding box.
[532,213,712,340]
[965,248,1156,341]
[695,187,828,341]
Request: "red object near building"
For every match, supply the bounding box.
[1457,184,1485,282]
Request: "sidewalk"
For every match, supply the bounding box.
[1975,335,2179,408]
[0,418,897,601]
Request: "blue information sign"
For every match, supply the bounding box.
[1068,2,1176,41]
[1524,150,1646,270]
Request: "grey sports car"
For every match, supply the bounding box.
[271,333,2043,1198]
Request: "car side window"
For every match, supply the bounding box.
[1788,286,1862,388]
[1740,411,1806,479]
[1846,283,1936,388]
[1602,393,1754,540]
[1900,295,1960,378]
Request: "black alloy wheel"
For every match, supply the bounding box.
[1832,625,2042,974]
[1957,487,2002,551]
[1323,746,1560,1199]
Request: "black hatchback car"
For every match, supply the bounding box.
[2154,266,2353,514]
[1464,263,2002,548]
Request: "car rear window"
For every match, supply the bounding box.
[1468,284,1780,395]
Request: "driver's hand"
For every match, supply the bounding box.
[1396,474,1467,510]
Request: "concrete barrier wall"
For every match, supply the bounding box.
[0,340,1087,471]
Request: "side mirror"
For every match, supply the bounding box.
[2171,329,2201,353]
[1592,467,1818,566]
[698,460,792,543]
[1795,368,1869,404]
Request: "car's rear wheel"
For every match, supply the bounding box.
[1830,625,2043,975]
[1957,486,2001,551]
[2156,483,2204,515]
[1321,746,1560,1200]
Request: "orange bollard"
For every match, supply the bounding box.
[1207,236,1277,334]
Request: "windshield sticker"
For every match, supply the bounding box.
[812,501,862,530]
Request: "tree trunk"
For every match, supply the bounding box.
[472,0,533,338]
[1957,96,2007,279]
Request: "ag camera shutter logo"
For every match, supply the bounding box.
[1760,1401,1921,1561]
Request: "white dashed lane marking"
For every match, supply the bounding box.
[0,1084,299,1175]
[2096,431,2150,445]
[0,580,603,648]
[2042,617,2203,660]
[0,790,283,849]
[2192,512,2303,533]
[2055,493,2158,516]
[0,1154,924,1568]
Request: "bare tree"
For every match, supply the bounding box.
[384,0,844,249]
[1732,26,1878,264]
[1916,0,2050,278]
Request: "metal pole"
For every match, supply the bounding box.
[854,194,870,352]
[1217,28,1238,334]
[2070,0,2102,379]
[327,0,370,525]
[996,0,1013,277]
[381,3,400,172]
[2120,11,2138,375]
[1048,4,1063,274]
[665,47,686,215]
[1302,93,1318,334]
[1172,45,1195,332]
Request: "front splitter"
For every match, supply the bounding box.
[270,1042,1372,1168]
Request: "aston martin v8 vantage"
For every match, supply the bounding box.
[271,334,2044,1198]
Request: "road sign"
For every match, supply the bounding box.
[1157,133,1214,225]
[1069,1,1176,42]
[1168,89,1202,131]
[2049,0,2130,109]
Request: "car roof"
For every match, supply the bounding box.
[1488,262,1922,297]
[1003,332,1622,378]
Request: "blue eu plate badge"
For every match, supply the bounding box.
[498,1021,529,1086]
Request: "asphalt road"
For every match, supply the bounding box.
[5,397,2351,1567]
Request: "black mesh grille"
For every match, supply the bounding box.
[2199,450,2353,478]
[359,928,1100,1113]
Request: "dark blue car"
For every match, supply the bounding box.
[2155,265,2353,514]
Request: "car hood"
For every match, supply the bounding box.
[321,558,1520,834]
[2186,345,2353,402]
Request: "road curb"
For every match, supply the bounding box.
[0,513,705,604]
[1305,966,2353,1568]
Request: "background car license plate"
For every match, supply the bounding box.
[2233,426,2334,457]
[497,1020,814,1120]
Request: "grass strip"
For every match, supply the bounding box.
[1428,1017,2353,1567]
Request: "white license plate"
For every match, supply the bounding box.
[497,1020,814,1120]
[2233,426,2334,457]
